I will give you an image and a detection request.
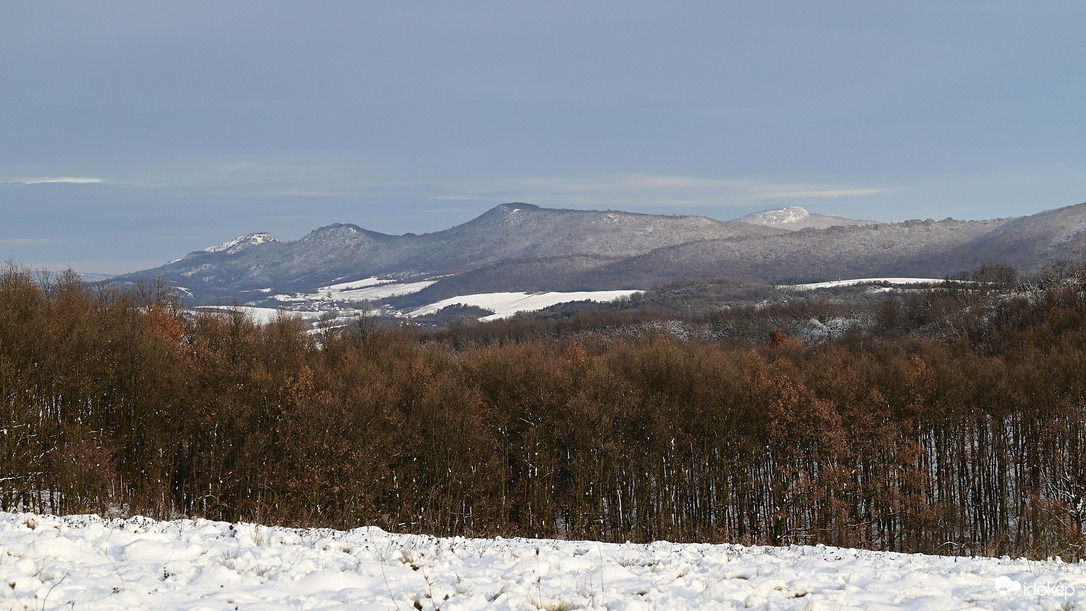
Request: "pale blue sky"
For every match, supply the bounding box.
[3,1,1085,274]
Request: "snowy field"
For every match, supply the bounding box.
[409,290,641,322]
[779,278,951,291]
[195,288,642,327]
[274,277,440,305]
[1,512,1084,610]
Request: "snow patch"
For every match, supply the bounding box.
[780,277,951,291]
[204,233,279,254]
[193,306,311,326]
[318,277,394,292]
[745,206,811,226]
[411,290,641,321]
[275,278,438,304]
[192,305,376,328]
[1058,221,1086,245]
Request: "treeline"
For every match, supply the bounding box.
[1,263,1084,559]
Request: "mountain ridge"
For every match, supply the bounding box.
[113,204,787,300]
[110,202,1086,311]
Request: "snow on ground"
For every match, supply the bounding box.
[780,278,952,291]
[274,278,439,305]
[320,278,392,291]
[192,306,331,326]
[1,512,1083,610]
[191,282,635,325]
[410,290,641,322]
[192,306,377,331]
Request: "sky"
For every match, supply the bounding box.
[3,2,1085,275]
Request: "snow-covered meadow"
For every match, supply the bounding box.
[274,278,441,306]
[778,278,950,291]
[408,290,642,322]
[1,512,1083,610]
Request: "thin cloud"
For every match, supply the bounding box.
[753,188,883,200]
[425,174,888,216]
[266,190,352,198]
[5,177,105,185]
[442,174,734,199]
[0,238,56,246]
[654,199,724,207]
[623,174,740,190]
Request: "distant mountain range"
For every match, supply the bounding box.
[111,201,1086,315]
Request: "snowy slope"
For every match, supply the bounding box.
[0,512,1083,610]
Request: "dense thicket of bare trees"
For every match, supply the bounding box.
[1,262,1084,559]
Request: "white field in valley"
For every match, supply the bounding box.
[274,278,440,305]
[779,278,951,291]
[0,512,1083,610]
[197,288,642,327]
[409,290,641,321]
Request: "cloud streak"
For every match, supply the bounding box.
[265,190,353,198]
[753,188,884,200]
[435,174,886,213]
[0,238,56,246]
[4,177,104,185]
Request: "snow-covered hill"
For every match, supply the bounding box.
[204,232,280,254]
[735,205,875,230]
[0,512,1081,609]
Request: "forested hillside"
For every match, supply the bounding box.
[1,263,1084,560]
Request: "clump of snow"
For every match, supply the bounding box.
[411,290,641,321]
[0,511,1083,609]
